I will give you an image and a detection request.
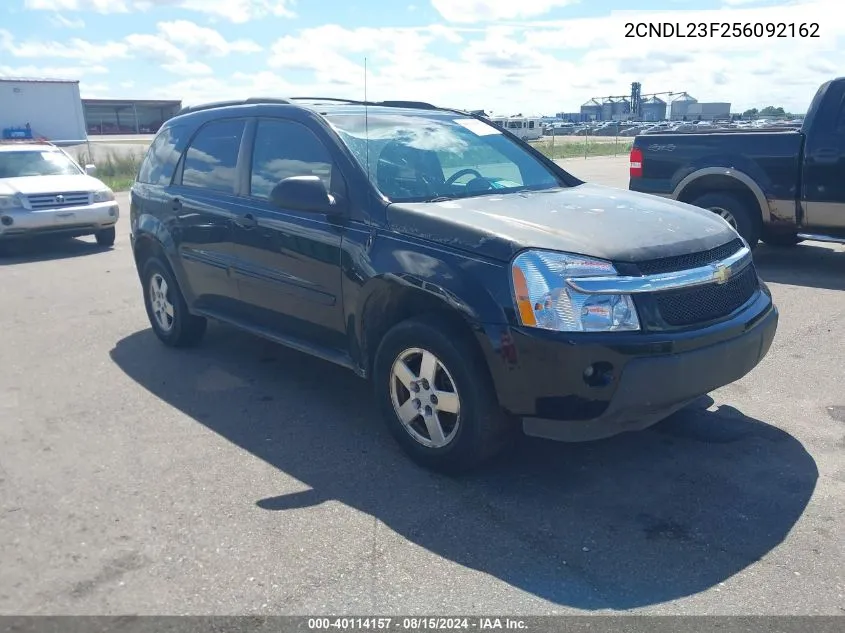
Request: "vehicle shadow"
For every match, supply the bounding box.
[754,242,845,291]
[0,236,111,265]
[110,326,818,610]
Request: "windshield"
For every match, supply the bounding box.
[324,111,564,203]
[0,150,82,179]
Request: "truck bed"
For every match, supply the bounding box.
[630,131,804,203]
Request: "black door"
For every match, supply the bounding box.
[168,117,247,315]
[229,117,347,351]
[802,88,845,230]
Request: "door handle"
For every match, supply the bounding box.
[235,213,258,228]
[171,197,182,211]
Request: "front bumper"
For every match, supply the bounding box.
[478,289,778,442]
[0,201,119,240]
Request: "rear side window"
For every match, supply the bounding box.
[137,125,183,185]
[180,118,245,193]
[249,118,336,199]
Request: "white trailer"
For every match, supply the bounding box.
[0,78,87,143]
[490,115,543,141]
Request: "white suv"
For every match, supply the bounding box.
[0,141,119,247]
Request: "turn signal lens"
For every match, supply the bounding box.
[511,264,537,326]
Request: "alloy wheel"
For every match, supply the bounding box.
[149,273,175,332]
[389,347,461,448]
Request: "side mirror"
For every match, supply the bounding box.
[269,176,337,214]
[84,164,97,176]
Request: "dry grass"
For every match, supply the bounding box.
[530,137,634,160]
[73,149,142,192]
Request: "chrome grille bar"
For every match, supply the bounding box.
[565,246,752,295]
[26,192,92,210]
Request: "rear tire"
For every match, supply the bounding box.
[95,226,116,247]
[373,314,514,474]
[140,256,207,348]
[689,192,761,249]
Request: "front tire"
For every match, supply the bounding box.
[689,192,761,249]
[141,256,207,347]
[373,315,514,474]
[95,226,116,247]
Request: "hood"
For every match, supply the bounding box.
[0,174,106,196]
[387,183,738,263]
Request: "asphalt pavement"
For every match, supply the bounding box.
[1,156,843,615]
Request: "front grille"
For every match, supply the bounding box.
[654,264,760,327]
[26,192,91,210]
[637,238,743,275]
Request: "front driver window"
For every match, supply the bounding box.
[249,119,337,200]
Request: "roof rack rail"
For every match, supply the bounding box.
[175,97,292,116]
[289,97,366,105]
[290,97,440,110]
[174,96,443,118]
[378,100,438,110]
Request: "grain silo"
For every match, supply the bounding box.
[580,98,602,121]
[641,96,667,121]
[670,93,698,120]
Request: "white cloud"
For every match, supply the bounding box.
[49,13,86,28]
[124,33,213,75]
[430,0,580,23]
[24,0,296,22]
[1,21,254,79]
[0,64,108,79]
[16,0,845,115]
[156,20,262,56]
[0,29,128,64]
[256,0,843,114]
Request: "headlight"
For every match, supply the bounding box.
[93,188,115,202]
[0,194,23,210]
[511,249,640,332]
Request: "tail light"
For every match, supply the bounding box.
[629,146,643,179]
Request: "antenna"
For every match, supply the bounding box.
[364,57,370,189]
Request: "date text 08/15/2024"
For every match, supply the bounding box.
[307,618,528,630]
[624,22,820,38]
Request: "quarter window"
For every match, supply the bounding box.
[137,125,183,185]
[180,119,245,193]
[249,119,336,200]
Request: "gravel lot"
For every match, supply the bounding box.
[1,156,843,615]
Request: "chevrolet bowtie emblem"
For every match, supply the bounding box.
[713,263,731,285]
[55,195,64,204]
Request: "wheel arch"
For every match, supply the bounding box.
[354,274,503,385]
[132,214,195,306]
[673,168,770,223]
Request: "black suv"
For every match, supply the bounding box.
[129,98,779,472]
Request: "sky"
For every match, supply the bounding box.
[0,0,842,115]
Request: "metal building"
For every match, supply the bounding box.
[580,99,602,121]
[670,93,698,120]
[0,78,87,142]
[82,99,182,135]
[683,102,731,121]
[641,96,667,122]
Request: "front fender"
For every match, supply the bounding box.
[347,232,513,371]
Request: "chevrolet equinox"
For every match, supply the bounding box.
[129,98,779,472]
